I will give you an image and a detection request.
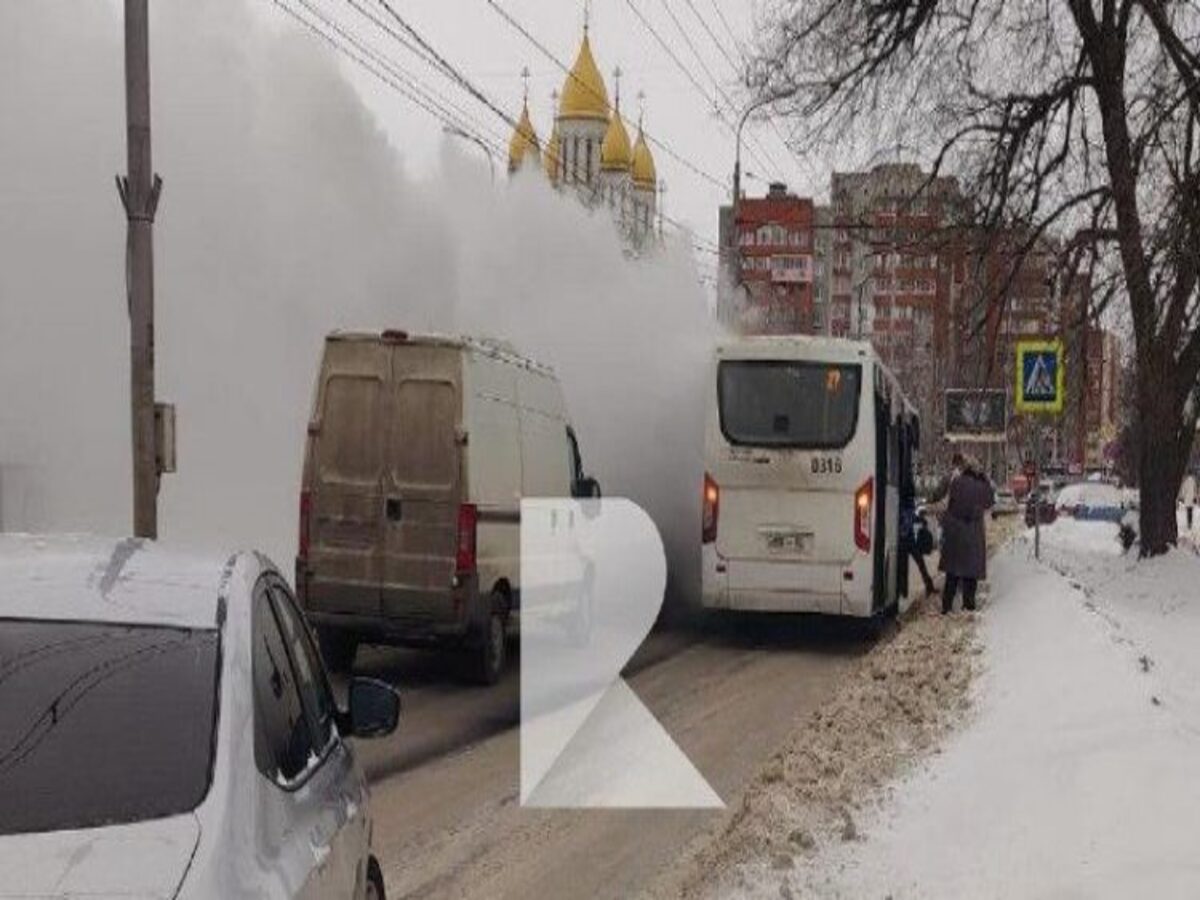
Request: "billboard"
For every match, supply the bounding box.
[944,388,1008,442]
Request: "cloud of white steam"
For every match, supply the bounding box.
[0,0,715,608]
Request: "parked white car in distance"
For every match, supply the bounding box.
[992,488,1020,518]
[0,534,399,900]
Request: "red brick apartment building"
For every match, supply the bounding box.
[718,182,816,334]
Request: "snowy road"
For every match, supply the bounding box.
[345,630,693,782]
[361,619,875,899]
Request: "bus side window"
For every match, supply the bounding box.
[888,416,901,486]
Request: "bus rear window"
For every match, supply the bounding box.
[718,360,862,449]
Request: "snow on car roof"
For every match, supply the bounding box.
[1054,482,1126,509]
[0,534,232,630]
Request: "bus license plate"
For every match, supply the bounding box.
[765,532,809,553]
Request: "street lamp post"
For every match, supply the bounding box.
[730,96,776,329]
[852,271,871,340]
[733,96,775,217]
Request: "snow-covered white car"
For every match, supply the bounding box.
[1055,482,1127,523]
[0,534,399,899]
[991,488,1020,518]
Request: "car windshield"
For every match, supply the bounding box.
[0,618,220,835]
[718,360,862,448]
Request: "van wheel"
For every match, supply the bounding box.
[366,857,386,900]
[472,602,507,686]
[317,627,357,674]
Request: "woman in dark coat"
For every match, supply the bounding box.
[939,454,995,612]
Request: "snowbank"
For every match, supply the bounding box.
[1037,518,1200,737]
[771,527,1200,898]
[1032,517,1126,557]
[656,601,983,899]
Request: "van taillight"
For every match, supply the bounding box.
[298,490,312,561]
[702,473,720,544]
[854,477,873,552]
[456,503,478,574]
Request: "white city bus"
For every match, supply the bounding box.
[701,336,922,619]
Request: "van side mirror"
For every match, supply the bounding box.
[340,677,400,739]
[573,476,601,499]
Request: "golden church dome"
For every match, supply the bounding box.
[507,100,540,173]
[543,124,562,181]
[631,119,656,187]
[600,100,632,171]
[558,31,610,122]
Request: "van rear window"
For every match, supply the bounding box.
[319,377,381,482]
[718,361,861,449]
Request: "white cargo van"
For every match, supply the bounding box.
[296,331,599,683]
[701,336,920,619]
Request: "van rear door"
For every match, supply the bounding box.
[711,360,865,602]
[380,345,463,621]
[307,343,388,617]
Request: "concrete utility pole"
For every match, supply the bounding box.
[116,0,163,539]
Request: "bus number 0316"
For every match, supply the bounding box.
[810,456,842,475]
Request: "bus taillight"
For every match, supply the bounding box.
[702,473,720,544]
[854,477,873,551]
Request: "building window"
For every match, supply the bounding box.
[585,140,593,182]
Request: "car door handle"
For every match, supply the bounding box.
[385,498,402,521]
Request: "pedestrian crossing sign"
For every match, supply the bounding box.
[1015,339,1064,414]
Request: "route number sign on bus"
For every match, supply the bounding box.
[1015,339,1065,414]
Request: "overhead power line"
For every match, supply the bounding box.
[705,0,748,62]
[272,0,507,161]
[651,0,819,194]
[338,0,508,145]
[372,0,519,131]
[648,0,785,180]
[301,0,505,150]
[678,0,741,75]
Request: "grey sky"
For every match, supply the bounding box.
[252,0,829,270]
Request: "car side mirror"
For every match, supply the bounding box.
[574,476,601,499]
[342,677,400,739]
